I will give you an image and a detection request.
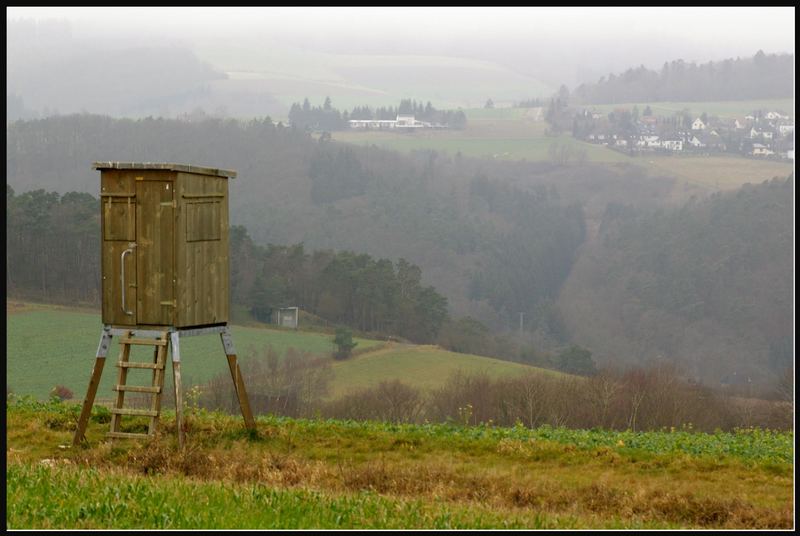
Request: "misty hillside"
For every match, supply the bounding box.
[6,19,291,120]
[7,42,229,119]
[573,51,794,104]
[5,114,586,336]
[6,114,793,385]
[559,177,794,384]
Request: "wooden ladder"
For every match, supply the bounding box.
[106,330,169,440]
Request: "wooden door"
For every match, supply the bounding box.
[135,180,175,326]
[101,192,137,326]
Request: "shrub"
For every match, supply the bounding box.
[50,385,74,401]
[333,328,357,360]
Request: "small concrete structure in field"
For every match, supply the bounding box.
[274,307,300,329]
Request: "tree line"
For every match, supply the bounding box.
[572,51,793,104]
[233,228,448,342]
[185,349,791,433]
[288,97,467,130]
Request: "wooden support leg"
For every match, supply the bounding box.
[221,327,256,430]
[148,335,167,435]
[110,330,132,434]
[73,328,113,445]
[170,332,185,448]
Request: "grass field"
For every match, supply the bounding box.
[641,155,794,192]
[6,399,793,529]
[329,344,552,398]
[6,301,552,402]
[332,125,630,163]
[331,101,793,201]
[6,302,381,401]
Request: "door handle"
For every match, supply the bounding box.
[121,243,136,315]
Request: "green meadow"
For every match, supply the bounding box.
[6,398,793,529]
[7,301,551,402]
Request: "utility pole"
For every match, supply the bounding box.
[519,312,525,338]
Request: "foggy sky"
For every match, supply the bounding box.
[5,7,794,46]
[8,7,794,68]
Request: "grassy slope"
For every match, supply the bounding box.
[330,99,794,182]
[6,401,793,529]
[332,112,631,163]
[7,301,553,401]
[329,344,554,398]
[641,155,793,192]
[6,302,380,401]
[195,44,554,112]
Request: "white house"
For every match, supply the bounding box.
[734,119,746,129]
[691,118,706,130]
[765,111,788,120]
[662,139,683,151]
[395,115,424,128]
[637,135,660,148]
[750,127,773,139]
[349,119,399,129]
[688,135,705,148]
[778,124,794,136]
[348,115,428,130]
[788,149,794,160]
[752,143,774,156]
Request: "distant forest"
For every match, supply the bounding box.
[573,51,793,103]
[288,97,468,131]
[5,114,793,385]
[560,177,794,384]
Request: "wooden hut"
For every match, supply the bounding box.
[74,163,254,448]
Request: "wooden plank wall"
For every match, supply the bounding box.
[175,172,229,327]
[101,171,136,326]
[135,179,175,326]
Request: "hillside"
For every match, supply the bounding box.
[6,114,586,332]
[6,301,552,402]
[6,19,553,119]
[328,344,553,398]
[6,114,794,385]
[6,399,793,529]
[573,51,793,104]
[5,302,378,401]
[557,177,794,384]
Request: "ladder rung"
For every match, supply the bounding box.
[109,408,159,417]
[106,431,152,440]
[119,337,168,346]
[113,385,161,393]
[118,361,164,369]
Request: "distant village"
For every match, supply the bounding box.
[572,107,794,160]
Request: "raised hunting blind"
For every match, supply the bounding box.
[73,162,255,448]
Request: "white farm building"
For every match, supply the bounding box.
[348,115,434,130]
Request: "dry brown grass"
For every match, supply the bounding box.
[60,435,792,529]
[9,404,793,530]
